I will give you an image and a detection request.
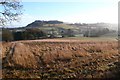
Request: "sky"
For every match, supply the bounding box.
[8,0,119,27]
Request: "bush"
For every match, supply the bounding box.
[2,28,13,42]
[13,28,47,41]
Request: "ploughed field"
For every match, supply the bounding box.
[1,39,120,79]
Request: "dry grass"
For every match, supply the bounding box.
[1,39,120,79]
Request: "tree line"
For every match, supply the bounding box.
[2,28,47,42]
[2,27,112,42]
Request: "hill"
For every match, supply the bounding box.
[26,20,76,29]
[2,21,117,42]
[26,20,62,27]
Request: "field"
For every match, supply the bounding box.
[1,38,120,79]
[43,24,77,29]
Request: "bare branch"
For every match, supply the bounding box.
[0,0,23,26]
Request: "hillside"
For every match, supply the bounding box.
[26,20,77,30]
[2,21,117,42]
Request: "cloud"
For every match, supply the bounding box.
[12,5,117,27]
[11,1,118,27]
[61,6,118,23]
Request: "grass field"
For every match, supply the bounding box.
[53,36,118,41]
[43,24,77,29]
[1,37,120,79]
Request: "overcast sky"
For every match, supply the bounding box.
[9,0,119,27]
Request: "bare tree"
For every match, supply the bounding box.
[0,0,23,26]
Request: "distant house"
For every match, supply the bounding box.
[15,29,25,32]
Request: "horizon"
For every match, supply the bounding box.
[1,0,119,27]
[3,20,118,28]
